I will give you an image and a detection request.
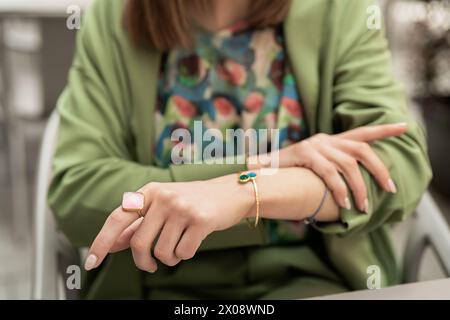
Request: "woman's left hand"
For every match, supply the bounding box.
[84,177,254,272]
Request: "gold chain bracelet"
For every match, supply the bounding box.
[238,171,260,228]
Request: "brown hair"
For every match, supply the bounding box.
[123,0,292,51]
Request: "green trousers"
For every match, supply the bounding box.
[142,244,348,299]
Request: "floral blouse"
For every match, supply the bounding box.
[154,23,309,244]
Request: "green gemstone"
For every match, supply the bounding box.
[239,174,249,183]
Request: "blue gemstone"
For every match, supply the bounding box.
[248,172,257,178]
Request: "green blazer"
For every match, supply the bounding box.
[48,0,432,299]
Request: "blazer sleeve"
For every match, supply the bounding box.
[47,0,246,247]
[313,0,432,235]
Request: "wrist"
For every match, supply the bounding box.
[211,173,256,219]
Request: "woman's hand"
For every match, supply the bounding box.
[84,177,254,272]
[248,123,407,213]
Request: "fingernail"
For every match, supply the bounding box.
[363,199,370,214]
[344,197,351,210]
[387,179,397,193]
[395,122,407,128]
[84,254,98,271]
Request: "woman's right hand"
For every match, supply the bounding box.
[248,123,408,213]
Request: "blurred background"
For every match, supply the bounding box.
[0,0,449,299]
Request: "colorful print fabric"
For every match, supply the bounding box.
[155,23,309,244]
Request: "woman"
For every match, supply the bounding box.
[48,0,432,299]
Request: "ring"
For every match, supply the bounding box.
[122,192,145,217]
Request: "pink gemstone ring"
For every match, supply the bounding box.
[122,192,145,217]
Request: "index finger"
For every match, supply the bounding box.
[337,123,407,142]
[84,207,140,270]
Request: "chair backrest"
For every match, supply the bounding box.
[31,110,60,299]
[403,192,450,282]
[31,111,80,300]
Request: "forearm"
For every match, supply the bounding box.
[256,167,339,222]
[214,167,340,223]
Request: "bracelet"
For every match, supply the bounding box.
[238,171,260,229]
[304,186,329,225]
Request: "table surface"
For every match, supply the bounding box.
[0,0,92,17]
[312,278,450,300]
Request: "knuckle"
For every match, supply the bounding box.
[176,247,194,260]
[174,204,196,222]
[155,190,182,215]
[344,158,358,170]
[154,247,171,263]
[192,211,211,226]
[300,140,311,150]
[315,133,329,142]
[144,181,160,193]
[108,211,124,225]
[356,142,371,156]
[177,209,192,221]
[172,198,191,213]
[156,189,176,202]
[360,142,371,151]
[322,165,335,176]
[94,236,109,252]
[130,235,147,252]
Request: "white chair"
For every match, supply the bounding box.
[31,110,81,300]
[403,192,450,282]
[31,111,450,299]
